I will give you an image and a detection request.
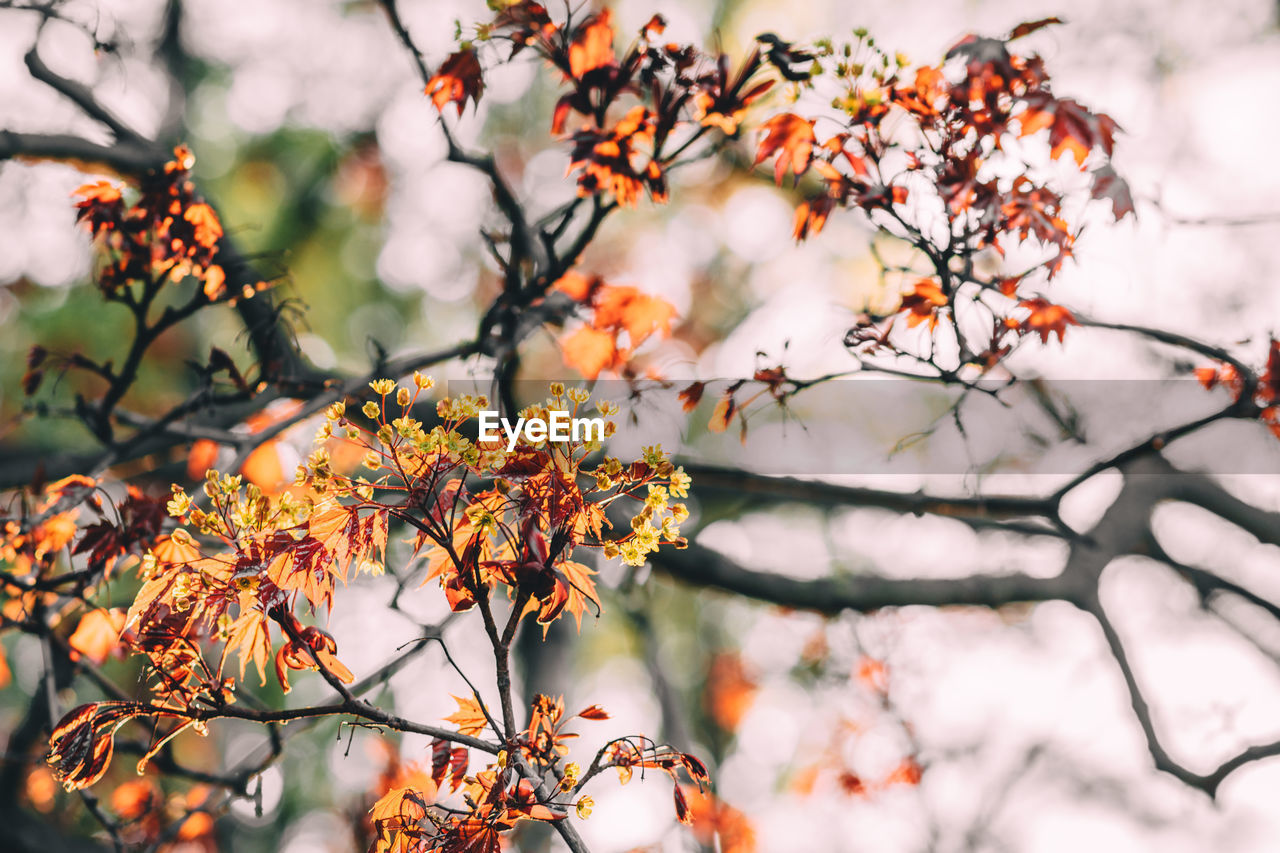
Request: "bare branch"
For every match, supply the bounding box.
[654,541,1079,613]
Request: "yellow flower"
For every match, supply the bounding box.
[669,467,690,498]
[167,488,191,517]
[396,387,411,407]
[561,761,581,790]
[575,795,594,819]
[362,400,381,420]
[413,371,434,390]
[369,378,395,395]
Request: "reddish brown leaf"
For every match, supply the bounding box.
[426,49,484,116]
[1009,17,1063,40]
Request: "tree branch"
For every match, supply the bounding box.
[654,541,1079,613]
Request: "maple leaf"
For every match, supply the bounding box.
[223,610,271,685]
[72,181,125,233]
[561,326,617,379]
[1018,95,1119,166]
[183,203,223,248]
[754,113,816,185]
[426,49,484,116]
[444,694,490,737]
[1018,298,1078,343]
[68,608,125,665]
[900,280,949,329]
[550,270,601,302]
[47,702,149,790]
[591,285,677,348]
[73,181,122,206]
[567,106,664,206]
[1090,163,1135,220]
[708,394,736,433]
[568,9,616,78]
[556,559,600,630]
[793,196,835,240]
[679,382,706,412]
[370,783,436,853]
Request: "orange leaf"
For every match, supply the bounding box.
[110,779,157,820]
[1019,298,1078,343]
[679,382,706,412]
[568,10,616,78]
[705,652,757,731]
[753,114,816,185]
[708,395,735,433]
[444,694,490,737]
[202,264,226,300]
[183,203,223,248]
[561,326,618,380]
[68,608,125,665]
[591,285,677,348]
[73,181,122,205]
[241,440,288,494]
[883,758,923,787]
[187,439,220,480]
[551,270,599,302]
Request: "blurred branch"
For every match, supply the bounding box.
[0,131,165,174]
[654,541,1080,613]
[1089,595,1280,797]
[681,463,1065,533]
[23,45,145,144]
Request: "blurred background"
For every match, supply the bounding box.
[4,0,1280,851]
